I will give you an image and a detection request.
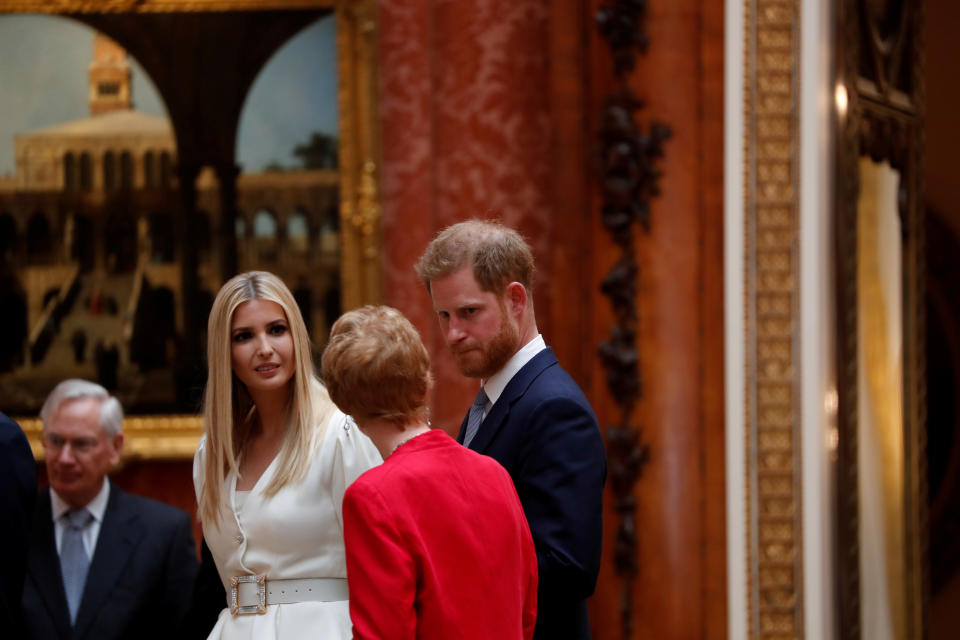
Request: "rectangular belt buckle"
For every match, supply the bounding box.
[231,574,267,615]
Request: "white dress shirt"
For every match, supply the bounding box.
[479,334,547,419]
[51,478,110,558]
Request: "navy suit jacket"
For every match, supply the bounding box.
[0,412,36,636]
[22,485,198,640]
[458,348,606,640]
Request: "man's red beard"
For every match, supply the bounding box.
[451,306,519,379]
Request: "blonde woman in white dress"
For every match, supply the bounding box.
[193,271,381,639]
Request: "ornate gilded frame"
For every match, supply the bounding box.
[2,0,383,459]
[741,0,805,637]
[834,0,927,638]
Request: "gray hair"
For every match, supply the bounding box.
[40,379,124,437]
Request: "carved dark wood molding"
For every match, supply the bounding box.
[595,1,670,637]
[833,127,863,640]
[835,2,862,638]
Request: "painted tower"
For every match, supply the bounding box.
[88,34,131,116]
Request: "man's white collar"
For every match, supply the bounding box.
[481,334,546,407]
[51,477,111,522]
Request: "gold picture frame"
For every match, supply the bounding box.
[1,0,383,459]
[833,1,927,638]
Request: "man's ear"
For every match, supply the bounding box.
[505,282,528,316]
[109,432,124,466]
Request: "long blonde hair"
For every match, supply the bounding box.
[198,271,335,527]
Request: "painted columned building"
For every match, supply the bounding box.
[0,32,340,413]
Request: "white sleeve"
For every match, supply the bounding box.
[328,411,382,529]
[192,434,207,502]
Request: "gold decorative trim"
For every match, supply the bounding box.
[0,0,335,13]
[17,415,203,460]
[337,0,383,310]
[744,0,803,637]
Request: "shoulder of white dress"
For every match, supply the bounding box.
[313,409,347,448]
[193,434,207,467]
[192,434,207,490]
[332,410,355,439]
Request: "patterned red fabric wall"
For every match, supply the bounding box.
[380,0,556,433]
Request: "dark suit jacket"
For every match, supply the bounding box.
[0,412,36,636]
[180,538,227,640]
[458,348,606,640]
[22,485,199,640]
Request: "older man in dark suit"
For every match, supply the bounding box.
[1,411,36,636]
[417,220,607,640]
[22,379,198,640]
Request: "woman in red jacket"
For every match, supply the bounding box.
[321,305,537,640]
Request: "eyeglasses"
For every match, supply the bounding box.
[42,433,102,456]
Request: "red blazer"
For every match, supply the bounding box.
[343,428,537,639]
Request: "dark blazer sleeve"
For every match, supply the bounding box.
[467,350,606,639]
[22,490,71,640]
[481,354,606,640]
[159,506,201,632]
[515,390,606,603]
[180,537,226,639]
[0,413,37,634]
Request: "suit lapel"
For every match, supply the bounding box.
[73,487,142,639]
[456,413,469,444]
[468,348,558,454]
[26,489,72,636]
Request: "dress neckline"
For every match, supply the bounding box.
[233,451,280,501]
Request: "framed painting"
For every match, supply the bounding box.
[0,0,383,459]
[834,0,928,638]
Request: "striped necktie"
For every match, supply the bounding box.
[463,387,488,447]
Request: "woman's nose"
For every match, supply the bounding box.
[255,334,273,355]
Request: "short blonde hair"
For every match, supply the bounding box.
[322,306,430,426]
[199,271,334,527]
[415,219,535,297]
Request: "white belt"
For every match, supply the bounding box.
[230,575,349,615]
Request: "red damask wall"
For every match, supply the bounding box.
[380,0,561,434]
[379,0,725,638]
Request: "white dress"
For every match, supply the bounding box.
[193,410,382,639]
